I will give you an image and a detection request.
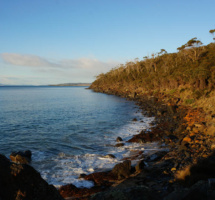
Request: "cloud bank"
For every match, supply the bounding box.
[0,53,119,85]
[1,53,118,71]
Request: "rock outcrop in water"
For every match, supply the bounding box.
[0,154,63,200]
[10,150,32,164]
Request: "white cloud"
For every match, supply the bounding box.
[1,53,59,68]
[0,53,120,85]
[0,53,118,71]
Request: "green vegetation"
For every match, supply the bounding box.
[90,30,215,113]
[185,99,195,105]
[209,29,215,41]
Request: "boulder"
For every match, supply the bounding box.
[59,184,106,199]
[0,154,63,200]
[112,160,131,180]
[115,143,124,147]
[146,151,168,162]
[103,154,116,159]
[135,160,145,172]
[116,137,123,142]
[84,171,117,186]
[10,150,32,164]
[79,173,87,179]
[91,186,159,200]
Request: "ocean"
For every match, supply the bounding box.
[0,86,155,188]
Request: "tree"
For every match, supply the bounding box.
[187,37,202,48]
[177,45,186,51]
[158,49,167,55]
[177,38,203,62]
[209,29,215,41]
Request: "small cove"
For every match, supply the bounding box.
[0,86,158,187]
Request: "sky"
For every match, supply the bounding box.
[0,0,215,85]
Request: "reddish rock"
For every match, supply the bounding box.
[84,171,117,186]
[59,184,106,199]
[127,128,162,143]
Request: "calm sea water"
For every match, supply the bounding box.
[0,86,154,187]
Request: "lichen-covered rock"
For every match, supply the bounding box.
[0,154,63,200]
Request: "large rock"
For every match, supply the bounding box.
[91,186,160,200]
[116,137,123,142]
[145,151,168,162]
[59,182,109,199]
[84,171,117,186]
[112,160,131,180]
[135,160,145,172]
[10,150,32,164]
[0,154,63,200]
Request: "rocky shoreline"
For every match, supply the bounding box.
[1,89,215,199]
[80,88,215,200]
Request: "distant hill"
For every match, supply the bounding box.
[49,83,91,87]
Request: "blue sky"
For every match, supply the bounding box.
[0,0,215,85]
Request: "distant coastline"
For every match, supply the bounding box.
[49,83,91,87]
[0,83,91,87]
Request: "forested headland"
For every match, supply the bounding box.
[90,30,215,115]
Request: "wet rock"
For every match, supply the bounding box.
[115,143,124,147]
[10,150,32,164]
[79,173,87,179]
[132,118,138,121]
[59,184,77,198]
[84,171,117,186]
[103,154,116,159]
[146,151,168,162]
[116,137,123,142]
[135,160,145,172]
[112,160,131,180]
[0,154,63,200]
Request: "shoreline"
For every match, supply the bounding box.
[58,88,215,199]
[1,88,215,199]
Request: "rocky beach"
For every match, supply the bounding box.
[1,1,215,199]
[2,87,215,200]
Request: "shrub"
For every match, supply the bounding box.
[185,99,195,104]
